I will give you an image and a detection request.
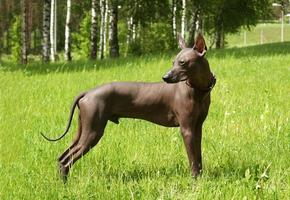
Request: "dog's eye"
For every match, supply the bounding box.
[179,60,185,66]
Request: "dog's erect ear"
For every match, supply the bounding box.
[193,32,207,56]
[178,33,186,49]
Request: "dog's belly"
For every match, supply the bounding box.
[112,106,179,127]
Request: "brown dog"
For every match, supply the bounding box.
[41,33,216,181]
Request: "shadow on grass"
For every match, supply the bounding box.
[96,160,266,183]
[205,161,267,181]
[91,161,189,183]
[0,52,175,75]
[1,42,289,75]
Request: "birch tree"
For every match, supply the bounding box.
[50,0,57,61]
[104,0,108,55]
[126,17,133,47]
[187,1,202,47]
[181,0,186,39]
[172,0,177,40]
[42,0,51,62]
[99,0,106,59]
[64,0,72,61]
[90,0,98,59]
[108,0,119,58]
[21,0,28,64]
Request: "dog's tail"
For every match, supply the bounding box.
[40,92,86,142]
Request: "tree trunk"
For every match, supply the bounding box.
[90,0,98,59]
[172,0,177,44]
[181,0,186,39]
[21,0,28,64]
[50,0,57,61]
[42,0,50,62]
[196,12,202,32]
[127,17,133,41]
[108,0,119,58]
[99,0,105,59]
[125,17,132,53]
[103,0,108,55]
[132,21,136,40]
[54,0,57,57]
[187,9,198,47]
[27,0,33,53]
[64,0,72,61]
[215,16,224,49]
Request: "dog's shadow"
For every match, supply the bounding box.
[101,163,189,183]
[91,160,266,183]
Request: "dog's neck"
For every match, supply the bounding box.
[186,72,216,93]
[186,58,215,93]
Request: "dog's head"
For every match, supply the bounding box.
[162,33,208,83]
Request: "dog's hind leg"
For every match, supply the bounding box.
[58,101,108,182]
[58,113,82,162]
[59,125,106,181]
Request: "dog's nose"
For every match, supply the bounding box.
[162,74,170,81]
[162,71,173,82]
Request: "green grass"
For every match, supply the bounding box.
[227,23,290,47]
[0,42,290,199]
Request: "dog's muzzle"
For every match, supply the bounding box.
[162,70,177,83]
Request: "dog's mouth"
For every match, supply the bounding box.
[162,72,188,83]
[163,77,178,83]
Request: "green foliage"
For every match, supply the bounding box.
[127,23,175,56]
[10,16,21,61]
[141,23,175,53]
[127,39,142,56]
[201,0,273,47]
[71,11,92,57]
[0,0,286,58]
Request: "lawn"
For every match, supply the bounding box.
[0,42,289,199]
[227,23,290,47]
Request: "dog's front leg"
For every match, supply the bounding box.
[194,123,203,173]
[180,126,202,177]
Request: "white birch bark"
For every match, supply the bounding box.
[64,0,71,61]
[99,0,105,59]
[54,0,57,55]
[181,0,186,39]
[103,0,108,55]
[132,21,136,40]
[50,0,56,61]
[126,17,131,46]
[172,0,177,39]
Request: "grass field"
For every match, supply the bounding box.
[227,23,290,47]
[1,41,290,199]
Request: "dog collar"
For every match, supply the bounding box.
[186,73,216,93]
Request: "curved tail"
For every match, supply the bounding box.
[40,92,86,142]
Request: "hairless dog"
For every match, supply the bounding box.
[41,33,216,181]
